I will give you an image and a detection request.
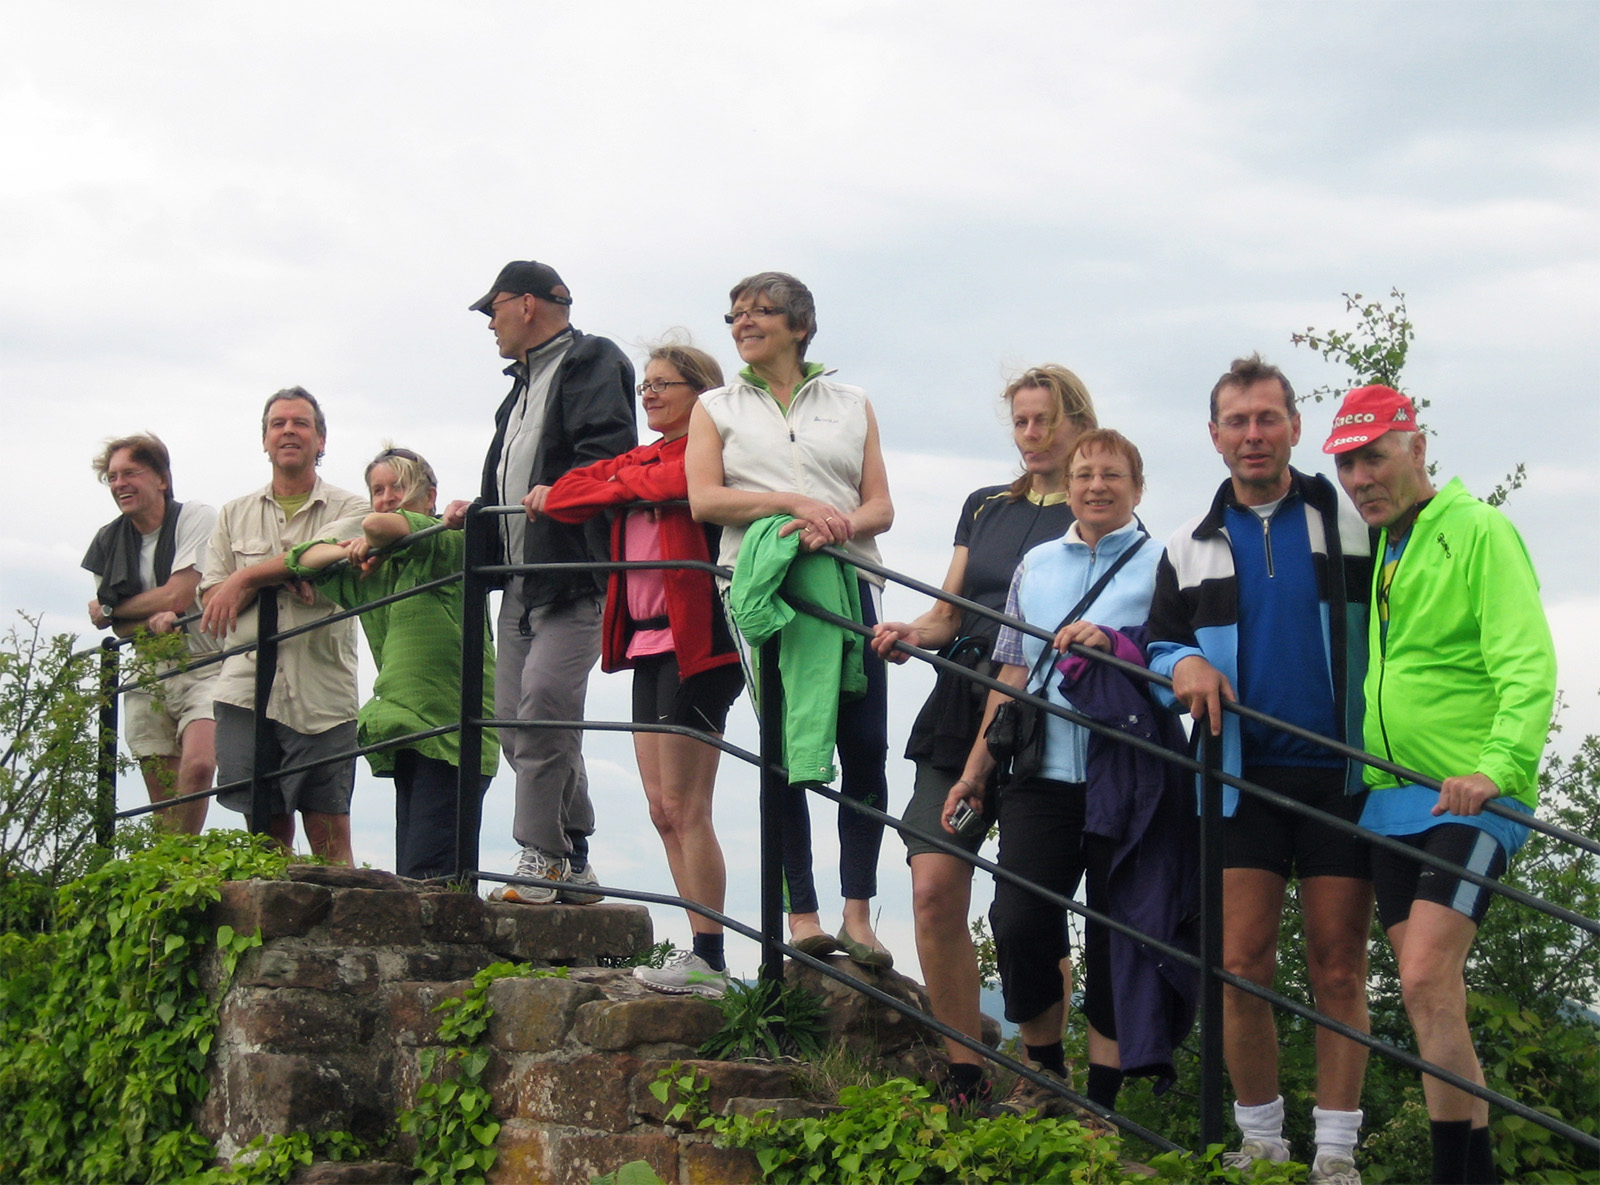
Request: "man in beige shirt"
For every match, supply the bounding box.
[200,387,369,863]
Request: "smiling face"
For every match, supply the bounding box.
[1069,442,1142,545]
[1210,377,1301,504]
[728,292,806,372]
[263,396,324,478]
[1009,384,1081,490]
[367,461,435,515]
[1335,430,1433,534]
[640,358,700,440]
[104,446,169,529]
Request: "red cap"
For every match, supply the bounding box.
[1322,385,1418,453]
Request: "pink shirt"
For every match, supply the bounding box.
[623,510,673,658]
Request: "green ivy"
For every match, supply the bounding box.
[0,831,290,1183]
[708,1076,1130,1183]
[196,1130,367,1185]
[397,961,565,1185]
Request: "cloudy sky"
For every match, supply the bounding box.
[5,2,1596,977]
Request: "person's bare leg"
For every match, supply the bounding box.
[139,755,184,832]
[258,813,296,851]
[1301,875,1374,1111]
[910,851,983,1065]
[171,719,215,834]
[1086,1026,1120,1069]
[1018,999,1066,1050]
[788,911,828,943]
[1390,904,1488,1125]
[1223,867,1289,1104]
[639,731,727,934]
[302,810,353,866]
[841,896,884,950]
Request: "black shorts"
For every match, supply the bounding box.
[630,653,744,735]
[1223,765,1369,881]
[1371,823,1508,929]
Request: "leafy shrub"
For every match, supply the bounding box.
[700,976,827,1061]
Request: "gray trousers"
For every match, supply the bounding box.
[495,587,602,855]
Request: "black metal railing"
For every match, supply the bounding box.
[79,501,1598,1163]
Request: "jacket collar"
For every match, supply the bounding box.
[1194,466,1335,538]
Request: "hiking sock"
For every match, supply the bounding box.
[1086,1063,1124,1110]
[1312,1105,1363,1163]
[946,1062,984,1092]
[1026,1042,1067,1078]
[1465,1125,1498,1184]
[1430,1119,1472,1184]
[1234,1095,1286,1145]
[691,932,726,973]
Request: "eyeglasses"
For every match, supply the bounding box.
[637,379,692,395]
[1216,412,1290,433]
[724,305,784,325]
[485,294,524,317]
[106,467,151,483]
[1069,469,1131,485]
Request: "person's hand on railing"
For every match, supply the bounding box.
[200,572,256,637]
[88,598,112,629]
[1435,772,1500,817]
[1172,654,1236,737]
[869,621,922,664]
[522,484,553,521]
[147,610,180,635]
[1054,620,1111,653]
[442,499,472,529]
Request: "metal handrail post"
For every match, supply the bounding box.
[758,636,786,985]
[1198,727,1225,1150]
[250,592,280,834]
[454,504,490,884]
[95,639,119,846]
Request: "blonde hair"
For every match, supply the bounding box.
[365,444,439,512]
[1003,365,1099,500]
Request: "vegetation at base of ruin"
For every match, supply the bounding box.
[398,960,560,1185]
[598,937,674,969]
[0,830,290,1183]
[699,975,828,1062]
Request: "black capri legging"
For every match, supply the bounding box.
[988,776,1115,1037]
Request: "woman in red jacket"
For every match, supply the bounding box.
[538,342,745,998]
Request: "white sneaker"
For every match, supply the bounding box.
[558,861,603,904]
[633,950,729,998]
[488,845,568,904]
[1222,1138,1292,1170]
[1310,1152,1362,1185]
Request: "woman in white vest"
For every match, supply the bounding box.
[685,271,896,967]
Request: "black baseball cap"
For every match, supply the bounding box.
[468,260,573,312]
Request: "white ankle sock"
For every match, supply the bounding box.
[1312,1106,1363,1161]
[1234,1096,1286,1145]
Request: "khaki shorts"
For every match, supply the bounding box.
[123,665,220,759]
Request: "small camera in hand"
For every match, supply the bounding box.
[947,800,988,840]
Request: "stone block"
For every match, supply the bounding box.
[320,888,425,947]
[374,948,498,984]
[510,1054,639,1131]
[286,864,409,891]
[221,988,370,1052]
[486,977,605,1053]
[219,1052,352,1141]
[632,1060,796,1123]
[555,1131,677,1185]
[574,997,722,1052]
[288,1162,415,1184]
[381,980,473,1047]
[681,1138,765,1184]
[721,1096,838,1121]
[486,902,651,965]
[418,891,489,944]
[787,958,938,1057]
[238,949,379,995]
[488,1121,556,1185]
[211,880,332,941]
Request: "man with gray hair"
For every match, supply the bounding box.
[1326,384,1555,1185]
[444,260,636,902]
[200,387,368,863]
[83,433,220,833]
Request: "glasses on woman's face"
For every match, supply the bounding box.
[723,305,784,325]
[637,379,692,395]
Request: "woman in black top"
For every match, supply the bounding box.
[871,365,1096,1105]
